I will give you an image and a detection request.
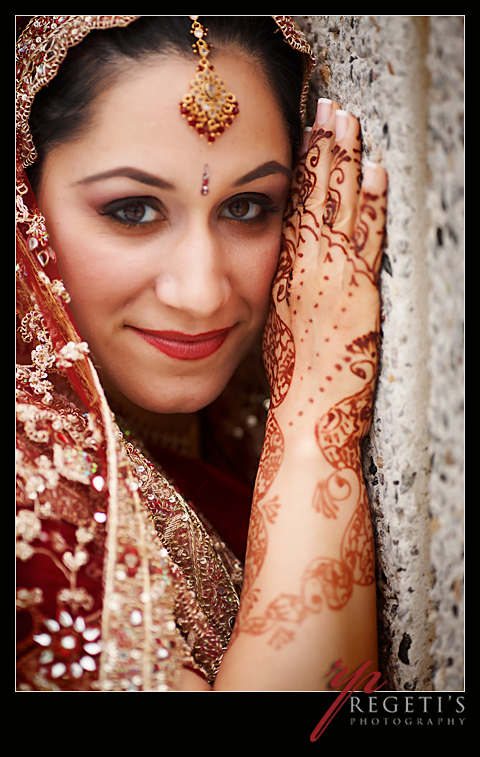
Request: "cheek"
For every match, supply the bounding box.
[54,240,111,318]
[48,221,131,313]
[239,237,281,313]
[45,235,134,359]
[40,190,131,309]
[41,203,95,290]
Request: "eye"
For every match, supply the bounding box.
[119,200,155,224]
[99,197,164,227]
[220,195,282,223]
[224,199,262,221]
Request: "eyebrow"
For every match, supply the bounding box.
[234,161,293,186]
[75,160,292,190]
[75,167,175,190]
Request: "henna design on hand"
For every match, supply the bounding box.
[272,235,295,305]
[321,190,386,291]
[236,487,374,650]
[296,128,334,242]
[350,191,386,285]
[237,554,356,650]
[234,107,386,654]
[315,331,378,470]
[322,143,357,231]
[304,558,353,611]
[240,495,280,617]
[254,412,284,499]
[313,468,356,519]
[342,487,375,586]
[262,306,295,409]
[272,127,335,311]
[314,330,379,585]
[239,412,284,610]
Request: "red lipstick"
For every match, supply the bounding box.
[132,326,233,360]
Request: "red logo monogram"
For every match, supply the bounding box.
[310,659,386,740]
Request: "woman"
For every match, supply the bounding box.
[16,16,387,691]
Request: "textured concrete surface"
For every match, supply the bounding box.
[295,16,464,691]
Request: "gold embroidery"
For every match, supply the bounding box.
[272,16,316,127]
[119,431,242,681]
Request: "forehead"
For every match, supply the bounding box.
[63,53,291,183]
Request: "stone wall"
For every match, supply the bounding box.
[295,15,464,691]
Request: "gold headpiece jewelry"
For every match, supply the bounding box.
[179,16,240,144]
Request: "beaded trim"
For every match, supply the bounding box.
[272,16,316,127]
[16,16,140,167]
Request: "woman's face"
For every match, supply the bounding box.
[37,53,291,413]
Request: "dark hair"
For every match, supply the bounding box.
[26,16,306,192]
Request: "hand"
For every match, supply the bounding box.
[263,100,387,451]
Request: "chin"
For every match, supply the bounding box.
[97,343,250,417]
[121,375,231,415]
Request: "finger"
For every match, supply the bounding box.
[289,127,312,194]
[280,124,315,243]
[296,97,333,181]
[350,161,388,283]
[286,120,316,203]
[288,100,340,282]
[322,111,362,237]
[297,99,339,221]
[302,126,312,155]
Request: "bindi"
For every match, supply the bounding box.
[201,164,210,195]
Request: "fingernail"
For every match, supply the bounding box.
[302,126,312,152]
[316,98,332,125]
[363,161,379,188]
[335,110,349,141]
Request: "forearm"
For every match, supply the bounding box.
[214,416,377,691]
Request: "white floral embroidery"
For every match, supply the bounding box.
[56,340,89,369]
[16,509,42,560]
[50,279,71,302]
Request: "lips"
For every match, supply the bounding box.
[132,326,233,360]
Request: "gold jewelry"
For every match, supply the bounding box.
[179,16,240,144]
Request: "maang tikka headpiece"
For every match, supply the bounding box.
[179,16,240,144]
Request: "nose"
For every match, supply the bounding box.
[154,220,231,319]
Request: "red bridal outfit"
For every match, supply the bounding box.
[16,15,315,691]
